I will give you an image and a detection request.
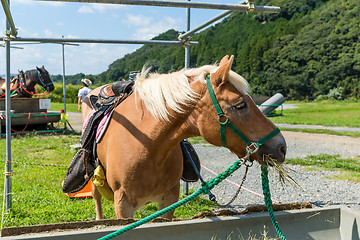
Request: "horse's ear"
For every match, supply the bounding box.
[212,55,234,86]
[36,66,41,71]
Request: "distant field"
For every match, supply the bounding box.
[50,102,78,113]
[270,100,360,128]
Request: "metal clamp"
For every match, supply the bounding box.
[4,171,13,176]
[246,142,259,155]
[247,0,255,13]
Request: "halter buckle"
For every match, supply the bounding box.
[218,115,229,125]
[246,142,259,155]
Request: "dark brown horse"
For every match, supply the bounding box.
[82,55,287,220]
[0,66,54,98]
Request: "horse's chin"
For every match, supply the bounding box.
[47,85,55,92]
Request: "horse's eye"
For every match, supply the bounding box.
[233,101,246,110]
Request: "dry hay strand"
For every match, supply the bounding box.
[262,154,300,189]
[211,228,280,240]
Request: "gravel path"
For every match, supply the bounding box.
[186,131,360,212]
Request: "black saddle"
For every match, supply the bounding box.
[90,80,134,111]
[63,80,134,194]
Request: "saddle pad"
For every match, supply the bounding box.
[96,109,114,143]
[83,109,96,131]
[82,108,114,143]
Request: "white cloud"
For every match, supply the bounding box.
[15,26,40,38]
[78,3,128,14]
[122,14,182,40]
[122,14,152,26]
[0,43,136,75]
[78,5,93,14]
[12,0,66,7]
[61,44,136,74]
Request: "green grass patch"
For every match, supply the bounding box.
[0,135,215,228]
[279,128,360,138]
[286,154,360,182]
[50,102,78,113]
[271,101,360,127]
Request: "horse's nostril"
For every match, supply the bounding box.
[279,146,286,157]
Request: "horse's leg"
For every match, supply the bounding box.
[114,189,136,219]
[91,183,104,220]
[158,182,180,221]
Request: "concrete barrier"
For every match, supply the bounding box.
[2,206,359,240]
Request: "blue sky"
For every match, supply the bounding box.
[0,0,242,76]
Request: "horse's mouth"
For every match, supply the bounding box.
[254,145,287,166]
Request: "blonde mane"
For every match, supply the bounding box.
[134,64,249,121]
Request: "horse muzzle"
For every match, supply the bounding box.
[47,84,55,92]
[255,135,287,166]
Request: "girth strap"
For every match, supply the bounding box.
[206,74,280,149]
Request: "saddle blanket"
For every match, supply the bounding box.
[83,109,114,143]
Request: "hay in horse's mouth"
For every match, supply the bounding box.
[262,154,300,189]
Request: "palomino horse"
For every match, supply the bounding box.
[0,66,54,98]
[82,55,286,220]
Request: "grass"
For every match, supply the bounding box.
[286,154,360,182]
[0,134,216,228]
[278,127,360,138]
[270,100,360,127]
[50,102,78,113]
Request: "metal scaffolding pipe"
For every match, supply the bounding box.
[8,37,198,45]
[1,0,17,36]
[182,0,191,196]
[40,0,280,13]
[179,10,232,40]
[4,0,12,211]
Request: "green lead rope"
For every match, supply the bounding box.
[98,163,286,240]
[98,160,243,240]
[261,166,287,240]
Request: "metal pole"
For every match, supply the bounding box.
[0,0,17,36]
[61,37,67,129]
[9,37,198,46]
[182,0,190,196]
[41,0,280,13]
[5,0,12,211]
[179,10,232,40]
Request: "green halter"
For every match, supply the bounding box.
[206,74,280,151]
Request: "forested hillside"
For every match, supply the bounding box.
[54,0,360,100]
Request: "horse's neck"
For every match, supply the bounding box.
[24,71,37,90]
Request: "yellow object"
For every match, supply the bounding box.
[60,113,68,123]
[93,165,114,201]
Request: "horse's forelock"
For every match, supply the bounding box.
[228,71,250,94]
[184,65,250,94]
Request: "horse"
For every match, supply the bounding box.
[81,55,287,220]
[0,66,54,98]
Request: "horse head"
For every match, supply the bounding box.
[189,55,286,166]
[36,66,54,92]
